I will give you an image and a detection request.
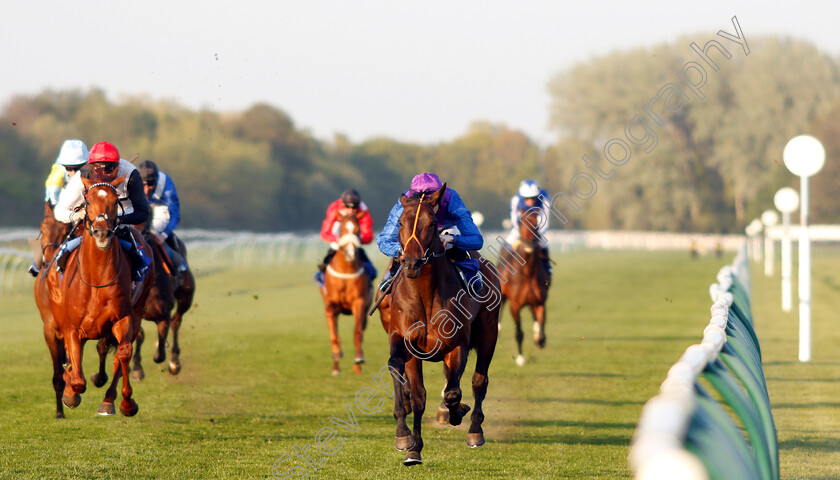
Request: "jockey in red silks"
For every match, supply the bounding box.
[315,189,378,286]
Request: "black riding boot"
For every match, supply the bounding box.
[318,249,337,273]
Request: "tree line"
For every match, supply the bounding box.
[2,35,839,234]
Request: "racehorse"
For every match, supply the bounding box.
[319,210,372,375]
[32,201,72,270]
[34,174,154,418]
[127,229,195,380]
[385,184,500,465]
[498,207,550,365]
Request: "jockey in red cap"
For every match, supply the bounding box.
[315,189,377,286]
[52,142,152,281]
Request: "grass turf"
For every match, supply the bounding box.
[1,248,838,479]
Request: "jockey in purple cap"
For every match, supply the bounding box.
[376,173,484,291]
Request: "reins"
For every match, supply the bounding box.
[401,195,446,265]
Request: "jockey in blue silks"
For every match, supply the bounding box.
[377,172,483,291]
[507,179,552,274]
[137,160,189,274]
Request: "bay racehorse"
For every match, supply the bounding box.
[498,207,550,365]
[127,229,196,380]
[34,175,155,418]
[319,210,372,375]
[386,184,500,465]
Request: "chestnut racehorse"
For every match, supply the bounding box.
[34,175,154,418]
[128,230,196,380]
[319,210,372,375]
[498,207,550,365]
[33,201,72,270]
[386,184,500,466]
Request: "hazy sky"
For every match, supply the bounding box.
[1,1,837,146]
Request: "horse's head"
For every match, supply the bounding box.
[335,210,362,262]
[398,183,447,279]
[518,208,542,254]
[39,202,71,265]
[81,174,125,249]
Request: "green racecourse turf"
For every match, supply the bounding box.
[2,248,840,479]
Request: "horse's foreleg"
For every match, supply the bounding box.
[153,318,170,364]
[511,302,525,366]
[532,304,546,348]
[468,310,498,448]
[43,326,67,418]
[441,347,469,427]
[388,338,413,452]
[351,299,367,375]
[112,317,139,417]
[91,337,111,387]
[325,307,342,375]
[402,355,425,465]
[131,327,145,381]
[170,270,195,376]
[61,330,85,408]
[168,312,182,375]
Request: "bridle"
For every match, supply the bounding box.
[82,182,122,239]
[75,182,125,288]
[401,194,445,266]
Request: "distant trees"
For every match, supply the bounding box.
[546,36,840,232]
[2,34,839,233]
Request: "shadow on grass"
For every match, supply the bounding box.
[771,401,840,409]
[534,371,637,378]
[779,437,840,452]
[524,397,645,407]
[577,336,699,343]
[765,377,840,383]
[494,432,629,446]
[762,361,840,366]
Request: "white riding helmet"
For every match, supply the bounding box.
[56,139,90,168]
[518,179,540,198]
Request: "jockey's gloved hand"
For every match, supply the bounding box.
[71,210,85,223]
[439,233,455,249]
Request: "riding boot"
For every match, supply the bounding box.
[318,248,337,273]
[117,226,151,281]
[55,237,82,274]
[166,246,189,273]
[378,259,400,292]
[357,247,378,282]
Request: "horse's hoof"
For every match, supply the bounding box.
[402,451,422,466]
[152,353,165,364]
[467,433,485,448]
[120,399,139,417]
[131,367,145,381]
[449,403,471,426]
[168,360,181,375]
[395,435,415,451]
[91,372,109,388]
[515,354,526,366]
[436,407,449,425]
[97,402,116,416]
[352,364,362,376]
[56,411,65,419]
[331,369,340,376]
[62,393,81,409]
[354,356,366,365]
[537,337,546,349]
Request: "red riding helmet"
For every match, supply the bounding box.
[88,142,120,163]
